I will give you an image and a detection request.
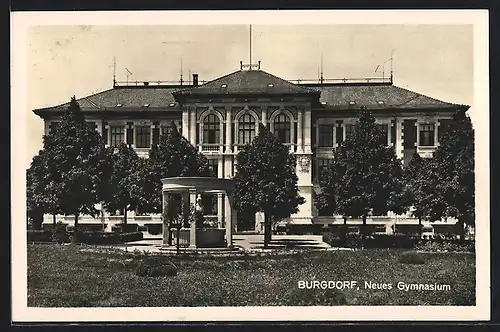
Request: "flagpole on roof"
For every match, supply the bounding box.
[249,24,252,68]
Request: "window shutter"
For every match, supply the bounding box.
[390,120,396,146]
[102,121,108,144]
[126,122,134,145]
[336,120,343,144]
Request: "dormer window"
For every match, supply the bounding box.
[143,103,150,107]
[321,101,327,105]
[378,101,384,105]
[168,103,175,107]
[349,101,356,105]
[221,84,227,88]
[115,103,123,107]
[267,83,274,87]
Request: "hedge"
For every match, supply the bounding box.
[27,230,143,245]
[27,230,53,243]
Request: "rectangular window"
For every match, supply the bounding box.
[49,122,59,134]
[316,158,332,182]
[376,124,389,145]
[318,124,334,147]
[345,124,356,139]
[110,126,125,147]
[87,121,96,131]
[126,123,134,146]
[208,158,219,178]
[336,122,343,144]
[103,126,108,145]
[136,126,151,148]
[419,123,435,146]
[152,127,160,145]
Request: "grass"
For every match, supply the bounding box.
[27,244,475,307]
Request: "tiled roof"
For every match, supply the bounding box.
[34,86,180,111]
[312,84,462,109]
[174,69,318,95]
[33,73,466,116]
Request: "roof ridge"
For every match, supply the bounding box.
[174,69,242,94]
[392,85,458,106]
[258,70,315,92]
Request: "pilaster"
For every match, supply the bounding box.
[225,106,232,153]
[297,107,304,153]
[303,108,312,153]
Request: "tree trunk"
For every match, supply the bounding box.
[458,218,466,243]
[343,216,347,246]
[418,216,422,238]
[362,213,367,248]
[263,214,272,248]
[72,212,79,244]
[123,207,128,226]
[167,218,173,246]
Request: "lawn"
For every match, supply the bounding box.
[27,244,475,307]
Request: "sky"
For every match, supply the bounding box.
[26,24,473,169]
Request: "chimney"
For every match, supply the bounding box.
[192,73,199,86]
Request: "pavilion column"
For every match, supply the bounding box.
[217,193,224,228]
[162,191,170,247]
[224,193,233,248]
[182,192,190,227]
[189,189,198,248]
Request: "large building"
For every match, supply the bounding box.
[33,62,469,233]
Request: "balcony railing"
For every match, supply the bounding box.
[199,144,223,153]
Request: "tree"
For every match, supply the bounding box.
[135,122,209,244]
[401,152,429,235]
[330,109,406,245]
[314,148,348,242]
[42,96,111,236]
[426,109,475,241]
[102,143,141,226]
[233,123,305,248]
[26,150,55,229]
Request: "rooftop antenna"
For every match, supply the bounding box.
[179,56,184,85]
[112,57,116,87]
[320,53,324,84]
[390,49,395,83]
[125,68,133,85]
[249,24,252,68]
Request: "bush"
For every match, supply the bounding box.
[145,224,162,235]
[365,234,417,249]
[119,232,143,242]
[27,230,53,243]
[322,232,362,248]
[399,251,425,265]
[415,239,475,253]
[73,231,120,245]
[134,256,178,277]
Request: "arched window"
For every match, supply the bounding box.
[273,113,291,143]
[203,114,220,144]
[238,113,256,144]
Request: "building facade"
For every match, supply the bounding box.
[33,64,469,232]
